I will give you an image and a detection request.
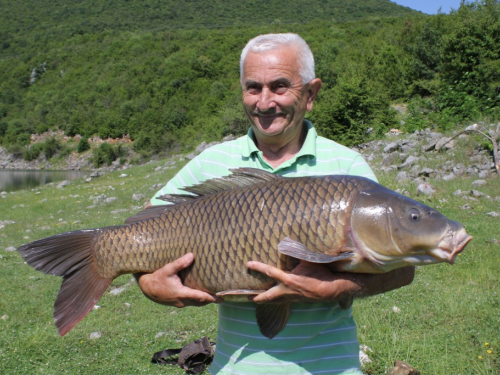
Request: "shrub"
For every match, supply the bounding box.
[42,137,61,159]
[92,142,126,167]
[77,138,91,153]
[23,144,42,161]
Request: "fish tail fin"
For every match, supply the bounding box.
[17,230,113,336]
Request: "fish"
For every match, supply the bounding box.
[17,168,472,339]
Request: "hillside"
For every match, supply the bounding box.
[0,0,418,56]
[1,1,499,168]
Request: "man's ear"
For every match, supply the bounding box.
[306,78,322,112]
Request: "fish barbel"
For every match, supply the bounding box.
[17,168,472,338]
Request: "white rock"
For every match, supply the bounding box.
[57,180,70,188]
[155,332,167,339]
[132,194,145,201]
[359,346,373,366]
[471,180,487,186]
[90,332,101,339]
[110,286,127,296]
[392,306,401,313]
[417,182,436,196]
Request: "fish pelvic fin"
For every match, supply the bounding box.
[17,230,113,336]
[278,237,355,263]
[256,303,291,339]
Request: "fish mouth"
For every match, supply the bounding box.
[432,228,473,264]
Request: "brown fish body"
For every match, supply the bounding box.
[93,173,373,293]
[17,168,472,338]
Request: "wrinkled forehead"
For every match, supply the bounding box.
[242,48,302,85]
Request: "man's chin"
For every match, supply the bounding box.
[253,124,286,138]
[255,116,282,128]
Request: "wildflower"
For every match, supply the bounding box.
[479,355,483,359]
[485,343,489,346]
[487,350,492,354]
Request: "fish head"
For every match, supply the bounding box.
[350,187,472,271]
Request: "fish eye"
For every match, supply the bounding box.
[409,208,421,221]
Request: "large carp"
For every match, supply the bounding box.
[17,168,472,338]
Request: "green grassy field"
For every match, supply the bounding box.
[0,153,498,374]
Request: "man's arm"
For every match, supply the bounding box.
[247,260,415,304]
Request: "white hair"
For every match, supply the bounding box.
[240,33,315,84]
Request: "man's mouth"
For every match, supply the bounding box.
[253,110,284,117]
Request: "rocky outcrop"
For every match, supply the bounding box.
[0,146,92,170]
[356,128,497,187]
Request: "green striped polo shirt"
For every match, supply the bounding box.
[151,121,377,374]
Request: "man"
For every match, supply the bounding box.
[136,33,414,374]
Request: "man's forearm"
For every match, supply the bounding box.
[341,266,415,299]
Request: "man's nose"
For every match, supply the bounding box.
[256,88,276,112]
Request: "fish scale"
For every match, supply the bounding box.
[17,168,471,338]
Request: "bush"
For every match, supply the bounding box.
[42,137,61,159]
[92,142,126,167]
[23,144,42,161]
[77,138,91,153]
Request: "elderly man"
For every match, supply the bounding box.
[136,33,414,374]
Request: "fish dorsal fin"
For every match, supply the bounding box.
[127,168,280,223]
[124,205,174,225]
[160,168,281,203]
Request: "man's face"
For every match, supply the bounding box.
[241,47,321,143]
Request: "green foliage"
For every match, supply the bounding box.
[441,0,500,108]
[23,144,43,161]
[312,75,396,146]
[22,137,66,161]
[92,142,126,167]
[1,1,500,155]
[42,137,61,159]
[77,138,91,153]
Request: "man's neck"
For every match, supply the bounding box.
[254,124,307,169]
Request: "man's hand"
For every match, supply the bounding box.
[135,253,221,308]
[246,260,415,305]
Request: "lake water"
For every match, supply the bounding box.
[0,169,87,192]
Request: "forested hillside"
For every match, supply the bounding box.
[0,0,416,55]
[1,0,499,164]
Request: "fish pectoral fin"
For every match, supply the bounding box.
[278,237,355,263]
[256,303,291,339]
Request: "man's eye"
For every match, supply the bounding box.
[274,85,288,94]
[246,86,260,94]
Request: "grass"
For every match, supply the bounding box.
[0,146,499,374]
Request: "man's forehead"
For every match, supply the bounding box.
[242,49,301,82]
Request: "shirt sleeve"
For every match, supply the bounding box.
[150,157,206,206]
[346,155,378,183]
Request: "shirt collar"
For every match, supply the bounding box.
[242,120,317,160]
